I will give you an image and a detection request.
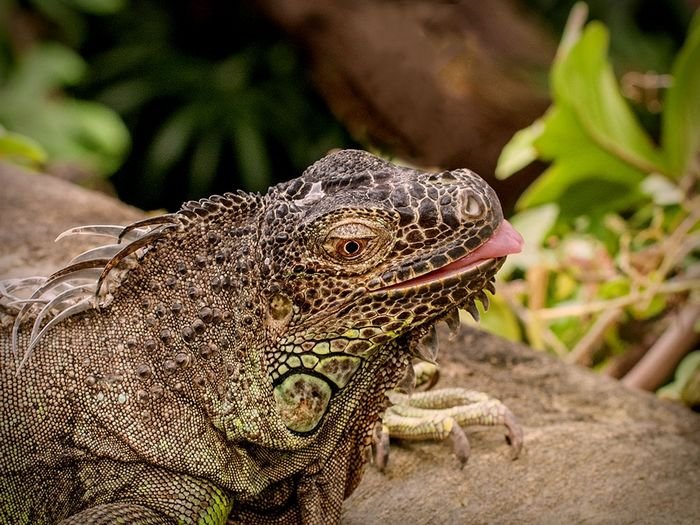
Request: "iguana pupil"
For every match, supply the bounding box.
[340,239,362,256]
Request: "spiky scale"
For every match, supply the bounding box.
[465,301,480,322]
[477,290,490,311]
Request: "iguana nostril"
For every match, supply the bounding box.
[463,194,483,218]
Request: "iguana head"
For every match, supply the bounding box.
[260,150,522,434]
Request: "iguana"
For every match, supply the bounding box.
[0,150,523,524]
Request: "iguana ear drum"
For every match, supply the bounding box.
[273,373,333,433]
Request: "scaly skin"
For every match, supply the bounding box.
[0,150,521,524]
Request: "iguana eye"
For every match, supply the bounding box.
[335,239,366,259]
[322,221,379,263]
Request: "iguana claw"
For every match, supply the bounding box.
[374,369,524,469]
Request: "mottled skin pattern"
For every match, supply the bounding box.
[0,150,511,524]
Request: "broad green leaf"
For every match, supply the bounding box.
[661,12,700,179]
[551,22,665,176]
[517,105,649,214]
[65,100,130,172]
[518,154,646,215]
[0,98,129,175]
[2,44,85,96]
[495,119,545,179]
[31,0,87,46]
[0,44,129,176]
[533,104,600,160]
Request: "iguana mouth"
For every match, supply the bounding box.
[379,220,523,292]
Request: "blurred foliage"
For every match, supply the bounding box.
[488,4,699,404]
[0,125,47,167]
[524,0,690,72]
[78,1,354,209]
[0,0,691,210]
[524,0,692,137]
[0,42,130,175]
[658,351,700,406]
[0,0,354,209]
[0,0,130,175]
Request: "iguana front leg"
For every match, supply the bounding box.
[375,364,523,470]
[60,469,233,525]
[60,503,172,525]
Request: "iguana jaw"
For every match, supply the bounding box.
[378,220,523,292]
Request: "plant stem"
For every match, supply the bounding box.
[622,302,700,391]
[534,279,700,320]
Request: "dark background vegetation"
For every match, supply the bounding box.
[0,0,692,210]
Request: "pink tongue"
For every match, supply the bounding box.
[382,220,524,291]
[463,220,523,264]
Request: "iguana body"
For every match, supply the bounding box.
[0,150,522,524]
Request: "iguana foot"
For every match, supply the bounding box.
[374,367,523,470]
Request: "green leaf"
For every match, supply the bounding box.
[629,294,667,320]
[517,104,649,215]
[31,0,87,46]
[658,351,700,407]
[520,165,647,218]
[500,203,559,277]
[467,293,522,343]
[661,11,700,179]
[144,105,198,191]
[0,44,130,176]
[64,100,131,173]
[2,44,85,96]
[496,119,545,179]
[551,22,666,176]
[0,130,47,166]
[231,121,271,192]
[532,104,597,160]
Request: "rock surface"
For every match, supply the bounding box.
[1,162,699,524]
